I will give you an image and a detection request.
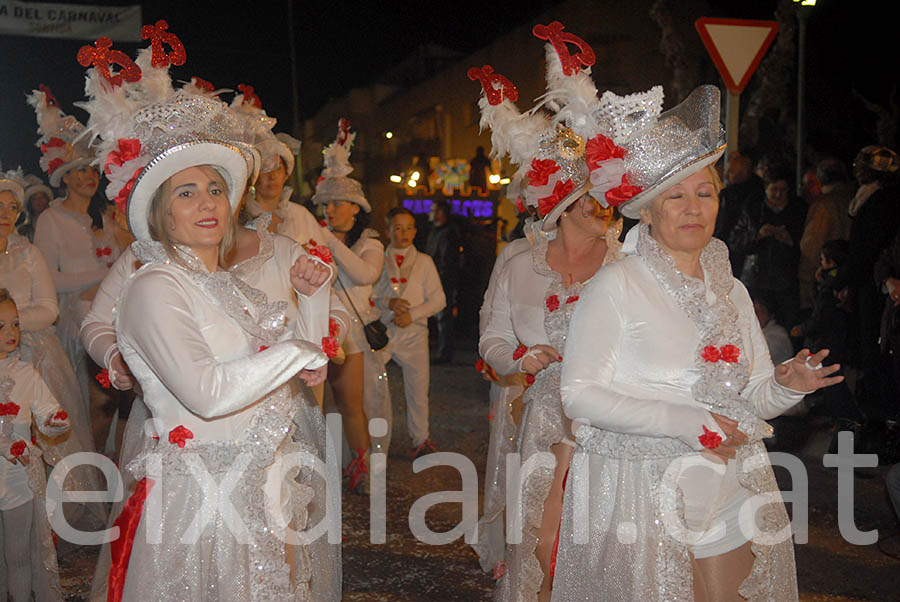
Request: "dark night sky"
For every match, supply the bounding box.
[1,0,897,177]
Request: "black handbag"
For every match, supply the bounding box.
[336,277,389,351]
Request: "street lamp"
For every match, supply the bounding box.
[385,131,393,139]
[488,174,501,185]
[390,175,402,183]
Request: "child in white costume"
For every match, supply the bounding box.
[372,208,445,457]
[0,289,69,602]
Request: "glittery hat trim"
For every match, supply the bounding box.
[126,139,248,241]
[619,143,725,219]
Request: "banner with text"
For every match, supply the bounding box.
[0,1,141,41]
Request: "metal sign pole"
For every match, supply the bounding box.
[725,91,740,175]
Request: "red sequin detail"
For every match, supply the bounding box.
[96,369,111,389]
[475,358,485,372]
[532,21,595,75]
[76,37,141,87]
[192,77,215,93]
[96,247,112,257]
[328,318,340,338]
[140,20,186,68]
[512,345,528,360]
[369,299,375,307]
[391,277,398,284]
[467,65,518,106]
[565,295,579,304]
[54,410,68,421]
[395,254,405,267]
[546,294,560,312]
[525,374,535,386]
[237,84,262,108]
[698,425,722,450]
[258,346,269,352]
[168,425,193,448]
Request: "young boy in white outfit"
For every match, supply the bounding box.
[373,208,446,459]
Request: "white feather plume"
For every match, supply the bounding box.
[321,127,355,179]
[533,43,603,140]
[477,94,547,168]
[74,67,139,166]
[130,48,174,103]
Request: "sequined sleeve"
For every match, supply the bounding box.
[560,263,725,451]
[118,268,327,419]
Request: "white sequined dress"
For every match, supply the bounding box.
[110,240,329,601]
[555,225,800,601]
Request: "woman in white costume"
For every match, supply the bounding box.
[474,27,628,601]
[312,120,387,492]
[554,85,842,602]
[74,30,334,600]
[0,168,105,530]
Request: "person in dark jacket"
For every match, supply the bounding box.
[716,152,766,274]
[733,165,807,327]
[425,200,460,363]
[832,146,900,422]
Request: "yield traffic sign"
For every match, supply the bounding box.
[695,18,779,94]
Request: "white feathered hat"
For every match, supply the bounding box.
[229,84,296,176]
[27,85,94,188]
[0,167,28,207]
[311,118,370,212]
[75,22,254,241]
[23,174,52,206]
[471,21,659,231]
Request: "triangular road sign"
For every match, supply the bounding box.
[696,18,778,94]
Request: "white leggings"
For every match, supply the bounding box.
[0,499,35,602]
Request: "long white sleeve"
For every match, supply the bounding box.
[80,246,139,369]
[329,291,350,344]
[323,228,384,286]
[479,238,531,336]
[118,268,327,420]
[731,281,807,419]
[18,245,58,331]
[408,256,446,323]
[27,364,67,436]
[560,264,724,451]
[478,266,524,377]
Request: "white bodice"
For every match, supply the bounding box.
[0,234,58,331]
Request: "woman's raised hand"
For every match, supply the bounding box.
[290,254,331,296]
[520,344,562,375]
[775,348,844,393]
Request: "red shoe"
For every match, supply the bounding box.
[345,448,369,494]
[410,439,438,460]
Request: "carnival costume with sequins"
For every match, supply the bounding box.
[109,240,328,601]
[553,224,801,601]
[480,224,621,601]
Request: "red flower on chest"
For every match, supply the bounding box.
[9,440,26,457]
[698,425,722,450]
[168,425,194,448]
[546,294,560,312]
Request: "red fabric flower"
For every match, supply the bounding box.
[307,244,333,264]
[47,158,65,174]
[104,138,141,174]
[391,277,398,284]
[9,440,26,457]
[369,299,376,307]
[546,294,560,312]
[720,344,740,363]
[54,410,68,421]
[512,345,528,360]
[565,295,579,304]
[113,166,144,214]
[168,425,194,448]
[515,197,527,214]
[0,402,20,416]
[96,369,111,389]
[605,174,642,207]
[96,247,112,257]
[328,318,340,338]
[395,255,405,267]
[318,220,328,228]
[526,158,561,187]
[40,137,66,153]
[493,561,508,580]
[698,425,722,450]
[538,179,575,218]
[258,345,269,352]
[525,374,535,386]
[400,278,407,284]
[322,336,340,358]
[475,358,485,372]
[701,346,721,363]
[585,134,626,170]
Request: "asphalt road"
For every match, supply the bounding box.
[58,344,900,601]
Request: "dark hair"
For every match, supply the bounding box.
[345,208,370,248]
[765,164,793,188]
[386,206,415,224]
[821,239,849,266]
[748,287,776,315]
[816,158,849,186]
[88,195,108,230]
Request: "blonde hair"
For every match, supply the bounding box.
[0,189,23,213]
[147,165,236,268]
